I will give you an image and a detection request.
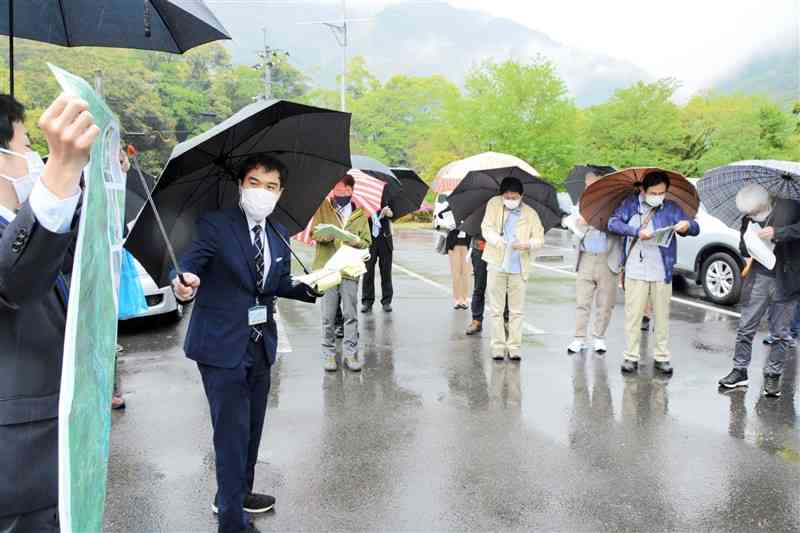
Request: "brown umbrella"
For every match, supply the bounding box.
[579,167,699,230]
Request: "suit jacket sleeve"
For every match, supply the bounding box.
[527,209,545,250]
[0,202,75,308]
[274,225,316,303]
[177,214,219,278]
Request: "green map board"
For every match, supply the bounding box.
[53,64,126,533]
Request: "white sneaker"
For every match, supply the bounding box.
[566,339,585,354]
[593,339,607,354]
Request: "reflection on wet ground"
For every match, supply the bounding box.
[108,229,799,532]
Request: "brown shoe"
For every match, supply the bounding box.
[465,320,482,335]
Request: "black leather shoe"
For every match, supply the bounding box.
[620,359,638,373]
[335,326,344,338]
[244,493,276,513]
[361,304,372,314]
[719,368,748,388]
[382,304,392,313]
[653,361,674,376]
[763,374,782,397]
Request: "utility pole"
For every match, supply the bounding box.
[298,0,370,112]
[254,27,289,101]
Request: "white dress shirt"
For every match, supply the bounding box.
[245,214,270,288]
[0,181,80,233]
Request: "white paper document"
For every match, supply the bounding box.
[652,225,675,248]
[743,221,776,270]
[293,245,371,292]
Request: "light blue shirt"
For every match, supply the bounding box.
[500,207,522,274]
[581,228,608,254]
[625,197,665,283]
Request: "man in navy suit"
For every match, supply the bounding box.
[173,154,317,533]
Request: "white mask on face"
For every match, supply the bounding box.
[645,194,664,208]
[0,148,45,204]
[751,209,771,223]
[240,187,278,222]
[503,198,521,210]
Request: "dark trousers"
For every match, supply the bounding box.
[362,237,393,306]
[198,341,271,533]
[0,506,59,533]
[471,248,487,321]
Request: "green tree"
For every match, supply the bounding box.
[580,79,685,172]
[455,59,578,184]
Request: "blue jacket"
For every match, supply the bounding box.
[178,208,315,368]
[608,194,700,283]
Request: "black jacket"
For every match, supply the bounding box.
[739,199,800,299]
[0,202,76,517]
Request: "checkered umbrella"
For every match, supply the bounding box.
[697,160,800,228]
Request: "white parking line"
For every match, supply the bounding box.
[392,263,547,334]
[275,310,293,353]
[531,262,743,319]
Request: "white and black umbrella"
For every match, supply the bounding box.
[698,160,800,228]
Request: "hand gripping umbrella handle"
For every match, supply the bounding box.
[128,147,187,286]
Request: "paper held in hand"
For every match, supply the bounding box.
[293,245,371,292]
[652,225,675,248]
[743,221,776,270]
[314,223,361,244]
[562,214,586,239]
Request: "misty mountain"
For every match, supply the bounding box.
[214,1,652,106]
[714,43,798,107]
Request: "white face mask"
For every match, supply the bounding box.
[503,198,521,210]
[751,209,771,223]
[0,148,44,204]
[240,187,278,222]
[645,194,664,208]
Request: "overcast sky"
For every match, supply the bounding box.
[315,0,798,96]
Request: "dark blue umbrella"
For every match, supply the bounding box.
[0,0,230,94]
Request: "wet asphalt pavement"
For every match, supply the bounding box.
[108,229,799,533]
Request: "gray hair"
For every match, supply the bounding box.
[735,184,772,215]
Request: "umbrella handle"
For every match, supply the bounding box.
[267,220,311,275]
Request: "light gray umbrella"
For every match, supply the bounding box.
[698,160,800,228]
[0,0,230,94]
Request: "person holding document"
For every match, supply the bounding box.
[311,175,372,372]
[0,92,100,533]
[608,171,699,376]
[480,177,544,361]
[718,185,800,397]
[172,154,319,533]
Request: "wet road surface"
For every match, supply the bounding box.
[108,229,799,532]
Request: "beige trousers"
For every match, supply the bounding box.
[575,253,618,340]
[448,245,472,302]
[488,270,526,357]
[624,278,672,362]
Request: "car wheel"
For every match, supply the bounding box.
[700,252,742,306]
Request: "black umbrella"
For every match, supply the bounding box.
[125,99,351,286]
[351,154,403,202]
[564,164,616,204]
[0,0,230,95]
[448,166,563,236]
[389,167,429,219]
